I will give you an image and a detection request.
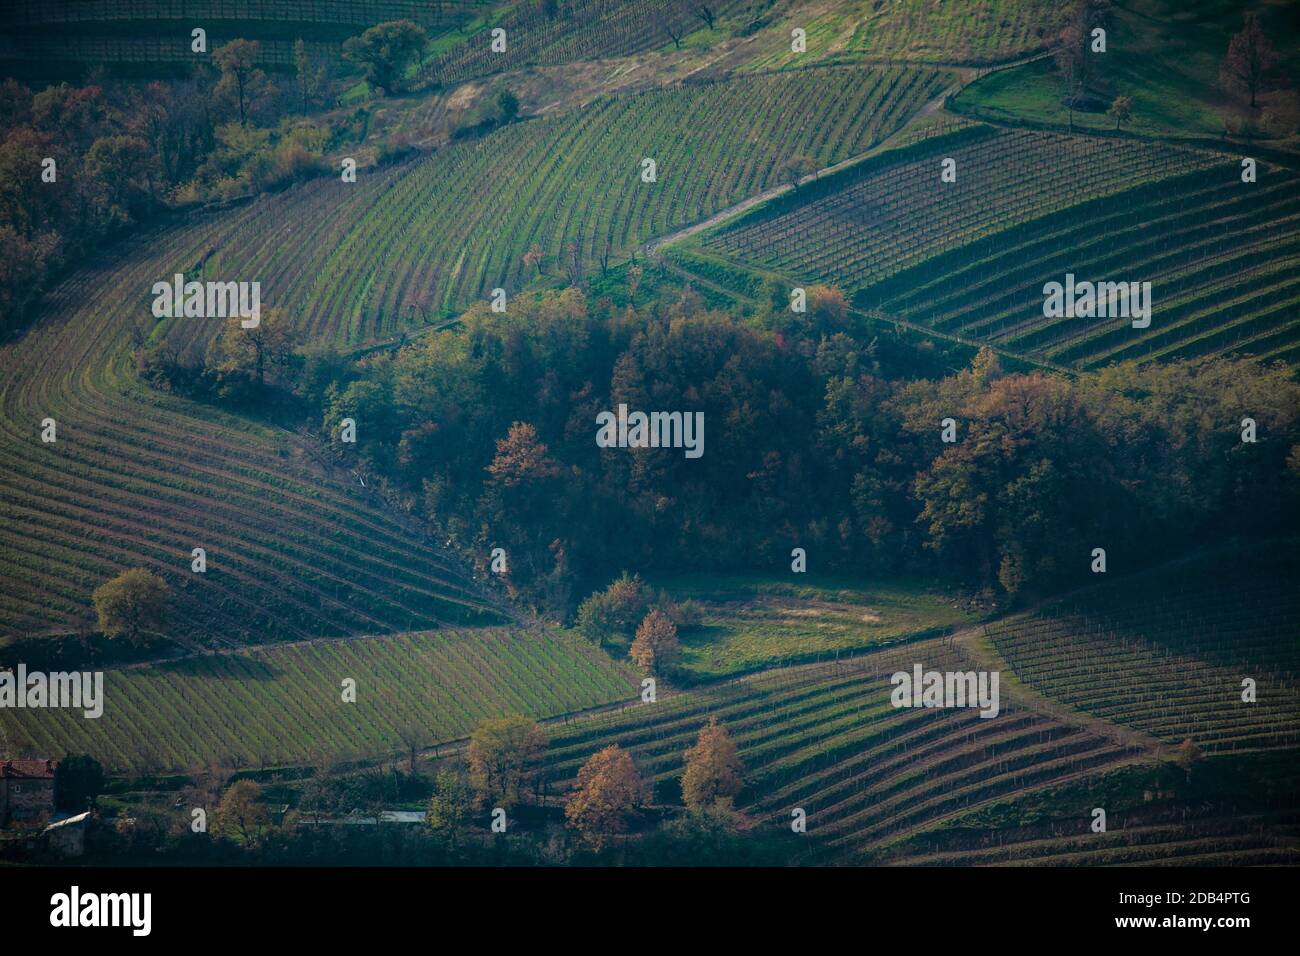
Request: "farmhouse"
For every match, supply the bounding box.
[0,758,57,828]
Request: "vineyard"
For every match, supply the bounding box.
[742,0,1066,72]
[0,214,499,645]
[416,0,755,87]
[539,637,1142,861]
[871,162,1300,369]
[5,1,478,27]
[703,127,1218,297]
[986,557,1300,753]
[0,628,636,772]
[0,65,946,646]
[881,751,1300,866]
[0,0,489,72]
[154,66,948,347]
[701,125,1300,369]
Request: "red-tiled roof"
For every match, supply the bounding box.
[1,759,56,779]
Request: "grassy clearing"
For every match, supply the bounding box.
[953,0,1300,142]
[644,573,976,680]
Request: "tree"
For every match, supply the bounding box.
[466,715,547,810]
[628,608,681,675]
[396,722,424,774]
[92,568,168,644]
[576,572,650,648]
[85,135,159,226]
[214,778,271,846]
[207,306,299,390]
[694,4,716,30]
[565,744,643,851]
[54,754,105,813]
[213,39,265,126]
[1107,94,1133,130]
[1220,12,1281,109]
[426,768,472,842]
[779,155,818,191]
[293,38,328,111]
[1055,25,1086,131]
[680,718,743,811]
[343,20,427,96]
[523,243,544,276]
[663,16,684,50]
[495,88,520,125]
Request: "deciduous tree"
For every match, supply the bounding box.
[629,608,681,675]
[214,778,271,846]
[91,568,168,644]
[681,718,743,811]
[466,715,547,810]
[343,20,427,95]
[1220,12,1281,108]
[564,744,643,850]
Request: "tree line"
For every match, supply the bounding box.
[157,279,1299,622]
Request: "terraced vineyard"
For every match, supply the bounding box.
[987,560,1300,753]
[703,127,1219,300]
[893,808,1300,866]
[701,125,1300,368]
[881,750,1300,866]
[0,628,636,772]
[6,0,469,26]
[161,66,948,347]
[541,638,1142,861]
[873,162,1300,368]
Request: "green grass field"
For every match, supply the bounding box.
[643,573,976,679]
[953,0,1300,141]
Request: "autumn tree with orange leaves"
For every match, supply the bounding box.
[628,608,681,675]
[681,718,744,812]
[564,745,644,851]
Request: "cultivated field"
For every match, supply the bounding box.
[698,125,1300,368]
[0,628,635,772]
[743,0,1067,71]
[882,751,1300,866]
[541,638,1142,861]
[986,558,1300,752]
[156,65,949,345]
[1,0,488,72]
[0,216,499,645]
[417,0,755,86]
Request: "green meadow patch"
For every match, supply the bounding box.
[646,574,976,680]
